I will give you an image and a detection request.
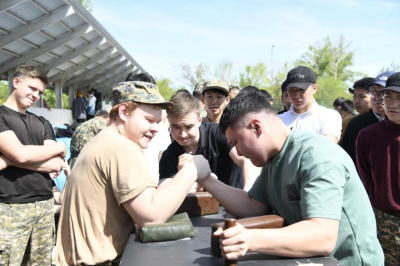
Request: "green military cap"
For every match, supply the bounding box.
[112,81,173,109]
[193,83,204,93]
[203,80,229,95]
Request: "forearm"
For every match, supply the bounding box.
[242,160,262,191]
[323,134,338,144]
[125,166,197,227]
[11,143,65,164]
[9,156,63,173]
[199,175,268,218]
[248,219,338,257]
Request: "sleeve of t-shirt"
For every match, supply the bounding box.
[109,143,157,205]
[299,147,347,220]
[0,113,11,134]
[159,144,179,179]
[215,125,234,154]
[42,118,56,141]
[355,130,373,194]
[319,109,342,141]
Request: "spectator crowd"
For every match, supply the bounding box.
[0,64,398,266]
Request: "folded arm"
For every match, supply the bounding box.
[0,131,66,165]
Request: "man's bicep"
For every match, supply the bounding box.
[122,186,157,228]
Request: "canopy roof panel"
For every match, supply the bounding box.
[0,0,144,93]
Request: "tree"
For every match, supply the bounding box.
[379,62,400,73]
[295,36,358,82]
[314,76,349,107]
[239,63,270,89]
[79,0,93,12]
[180,63,210,88]
[155,77,177,101]
[42,89,70,109]
[215,60,237,85]
[0,81,9,104]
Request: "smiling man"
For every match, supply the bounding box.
[57,81,211,265]
[279,66,342,143]
[197,90,384,266]
[0,65,66,265]
[159,92,260,191]
[356,72,400,266]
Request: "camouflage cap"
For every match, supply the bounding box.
[202,80,229,95]
[112,81,173,109]
[193,83,204,93]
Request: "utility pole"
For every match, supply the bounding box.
[271,45,275,81]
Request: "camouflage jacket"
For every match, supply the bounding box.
[69,117,106,169]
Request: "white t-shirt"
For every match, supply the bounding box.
[143,122,171,182]
[279,100,342,141]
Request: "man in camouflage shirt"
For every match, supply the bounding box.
[69,108,110,169]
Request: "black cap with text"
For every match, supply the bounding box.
[284,66,316,90]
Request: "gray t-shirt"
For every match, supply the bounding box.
[249,129,384,266]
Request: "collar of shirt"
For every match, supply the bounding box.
[372,110,385,121]
[289,99,318,116]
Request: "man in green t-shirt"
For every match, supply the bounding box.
[198,90,384,266]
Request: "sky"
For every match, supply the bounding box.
[91,0,400,89]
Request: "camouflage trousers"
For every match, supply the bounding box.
[0,198,54,266]
[373,208,400,266]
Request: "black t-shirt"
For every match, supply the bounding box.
[0,105,55,203]
[159,123,243,189]
[340,109,379,166]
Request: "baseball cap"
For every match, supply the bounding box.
[202,80,229,95]
[370,71,396,88]
[284,66,316,90]
[381,72,400,93]
[112,81,173,109]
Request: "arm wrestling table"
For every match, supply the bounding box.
[120,207,342,266]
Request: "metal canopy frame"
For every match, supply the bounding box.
[0,0,145,108]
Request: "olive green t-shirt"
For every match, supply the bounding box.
[249,129,384,266]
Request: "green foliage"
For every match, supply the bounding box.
[379,62,400,74]
[295,36,360,82]
[314,76,350,107]
[42,89,69,109]
[0,81,9,104]
[239,63,270,89]
[155,77,177,101]
[79,0,93,12]
[215,60,237,85]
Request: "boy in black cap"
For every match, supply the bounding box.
[356,72,400,266]
[279,66,342,143]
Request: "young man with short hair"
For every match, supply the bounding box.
[159,92,260,191]
[57,81,210,265]
[339,77,374,144]
[279,66,342,143]
[356,72,400,266]
[201,80,231,123]
[341,71,395,165]
[0,65,66,265]
[198,90,384,266]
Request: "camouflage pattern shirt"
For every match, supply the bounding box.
[69,117,107,169]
